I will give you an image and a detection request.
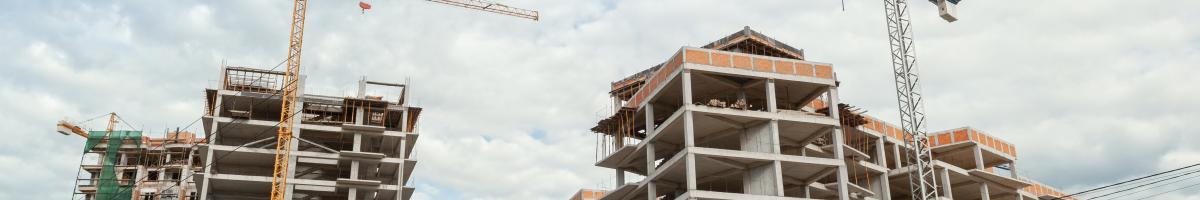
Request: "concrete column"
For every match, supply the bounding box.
[872,174,890,200]
[615,168,625,187]
[396,139,406,200]
[686,152,697,191]
[648,183,657,200]
[979,182,991,200]
[827,88,851,200]
[356,107,366,125]
[683,76,698,193]
[354,133,363,151]
[742,122,773,153]
[646,142,657,199]
[646,143,657,176]
[745,163,777,195]
[682,70,693,105]
[892,143,903,168]
[678,70,695,196]
[357,76,367,98]
[402,77,411,107]
[612,97,621,113]
[766,79,777,113]
[684,109,697,191]
[974,146,985,170]
[351,160,360,180]
[770,119,784,196]
[875,138,888,167]
[352,133,362,180]
[646,104,655,139]
[742,120,780,195]
[773,161,785,196]
[940,168,953,199]
[874,137,892,200]
[400,107,409,132]
[1009,161,1019,178]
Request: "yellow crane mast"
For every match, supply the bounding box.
[270,1,538,200]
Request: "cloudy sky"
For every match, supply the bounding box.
[1,0,1198,199]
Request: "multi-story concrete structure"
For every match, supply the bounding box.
[70,130,205,200]
[590,27,1073,200]
[196,66,419,200]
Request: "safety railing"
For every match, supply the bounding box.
[222,67,286,93]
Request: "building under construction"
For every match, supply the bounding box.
[62,122,205,200]
[590,27,1073,200]
[62,66,422,200]
[194,66,421,200]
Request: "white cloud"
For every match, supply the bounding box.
[1,0,1198,199]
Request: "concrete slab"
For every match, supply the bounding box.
[680,189,816,200]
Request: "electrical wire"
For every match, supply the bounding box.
[1100,168,1200,200]
[1053,162,1200,199]
[1089,167,1200,199]
[1137,179,1200,200]
[1081,166,1200,199]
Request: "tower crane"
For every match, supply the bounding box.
[270,1,537,200]
[883,0,960,199]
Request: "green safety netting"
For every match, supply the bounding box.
[84,130,142,200]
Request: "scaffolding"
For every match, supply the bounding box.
[73,130,143,200]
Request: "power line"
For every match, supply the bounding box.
[1136,179,1200,200]
[1081,167,1200,199]
[1054,162,1200,199]
[1089,167,1200,199]
[1101,168,1200,200]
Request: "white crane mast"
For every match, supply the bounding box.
[882,0,958,199]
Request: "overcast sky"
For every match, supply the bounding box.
[1,0,1198,199]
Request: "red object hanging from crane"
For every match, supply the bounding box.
[359,1,372,13]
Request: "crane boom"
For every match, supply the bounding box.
[427,0,539,21]
[57,120,89,138]
[883,0,943,199]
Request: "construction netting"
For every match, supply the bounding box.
[84,130,142,200]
